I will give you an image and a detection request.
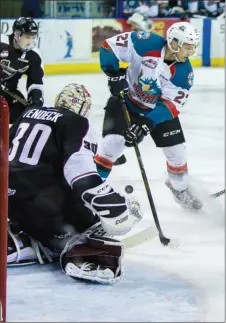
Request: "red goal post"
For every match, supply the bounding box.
[0,96,9,322]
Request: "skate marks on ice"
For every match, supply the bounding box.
[7,262,201,322]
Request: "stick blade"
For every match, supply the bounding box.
[123,226,156,249]
[159,235,171,246]
[159,235,179,248]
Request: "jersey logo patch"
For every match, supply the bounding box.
[136,31,151,40]
[142,58,157,69]
[133,71,161,105]
[0,50,9,58]
[187,72,194,86]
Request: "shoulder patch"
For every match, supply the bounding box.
[136,31,151,40]
[0,50,9,58]
[187,71,194,86]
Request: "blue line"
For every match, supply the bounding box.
[202,18,211,67]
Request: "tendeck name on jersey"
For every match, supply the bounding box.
[23,109,63,122]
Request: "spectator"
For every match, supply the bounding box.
[168,0,181,7]
[122,0,224,18]
[218,0,225,16]
[146,1,159,17]
[123,0,158,18]
[186,0,199,15]
[159,1,170,17]
[203,0,222,17]
[160,1,188,19]
[184,0,225,17]
[123,1,143,17]
[108,0,116,17]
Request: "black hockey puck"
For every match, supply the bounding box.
[125,185,134,194]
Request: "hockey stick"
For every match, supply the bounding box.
[120,93,171,246]
[2,86,28,106]
[123,226,156,249]
[211,189,225,198]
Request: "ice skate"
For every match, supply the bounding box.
[166,180,203,211]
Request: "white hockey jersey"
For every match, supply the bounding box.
[100,31,194,125]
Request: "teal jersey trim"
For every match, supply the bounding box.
[100,47,120,73]
[170,60,194,90]
[131,31,166,57]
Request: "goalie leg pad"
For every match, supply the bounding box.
[7,227,37,264]
[7,223,58,265]
[60,224,124,283]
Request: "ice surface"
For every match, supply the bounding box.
[7,68,225,322]
[7,262,201,322]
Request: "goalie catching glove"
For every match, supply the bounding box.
[82,182,142,236]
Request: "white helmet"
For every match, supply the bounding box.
[167,22,199,53]
[55,83,92,118]
[127,12,153,31]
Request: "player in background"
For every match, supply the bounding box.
[127,12,154,32]
[94,21,202,211]
[7,84,142,284]
[0,17,44,123]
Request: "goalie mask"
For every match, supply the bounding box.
[55,83,92,117]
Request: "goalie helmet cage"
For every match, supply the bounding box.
[0,97,9,322]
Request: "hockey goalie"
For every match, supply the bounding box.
[5,85,142,284]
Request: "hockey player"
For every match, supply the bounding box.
[94,21,202,211]
[127,12,154,32]
[0,17,44,123]
[7,84,142,283]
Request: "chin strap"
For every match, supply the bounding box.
[167,42,182,63]
[173,52,181,63]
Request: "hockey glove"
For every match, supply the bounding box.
[28,89,44,107]
[106,68,128,97]
[124,124,150,147]
[82,182,142,236]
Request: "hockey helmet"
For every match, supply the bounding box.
[13,17,38,51]
[55,83,92,118]
[167,22,199,54]
[13,17,38,35]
